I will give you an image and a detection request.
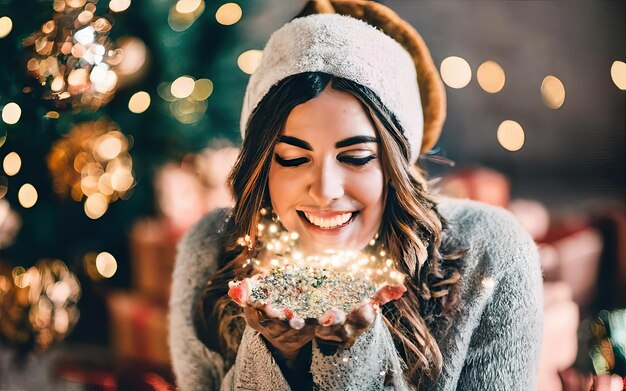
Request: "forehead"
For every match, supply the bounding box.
[281,85,377,143]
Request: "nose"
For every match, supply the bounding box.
[308,157,344,207]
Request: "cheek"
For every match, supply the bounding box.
[268,165,300,222]
[347,167,385,217]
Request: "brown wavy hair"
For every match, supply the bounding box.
[198,72,463,388]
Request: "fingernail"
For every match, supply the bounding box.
[319,311,335,327]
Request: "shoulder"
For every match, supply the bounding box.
[436,197,539,275]
[177,208,232,255]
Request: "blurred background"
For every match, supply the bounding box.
[0,0,623,390]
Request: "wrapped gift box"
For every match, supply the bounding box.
[105,291,169,365]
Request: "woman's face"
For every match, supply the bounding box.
[268,85,385,253]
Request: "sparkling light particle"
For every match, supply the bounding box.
[191,79,213,100]
[440,56,472,89]
[497,120,525,152]
[237,50,263,75]
[128,91,151,113]
[2,102,22,125]
[3,152,21,176]
[176,0,203,14]
[109,0,131,13]
[84,192,108,219]
[540,75,565,109]
[216,3,242,26]
[95,251,117,278]
[171,76,195,99]
[0,16,13,39]
[18,183,38,208]
[477,60,505,93]
[610,60,626,90]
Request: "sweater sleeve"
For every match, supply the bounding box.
[453,204,544,390]
[168,209,229,391]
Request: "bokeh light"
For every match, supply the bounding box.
[0,16,12,39]
[2,102,22,125]
[191,79,213,100]
[3,152,21,176]
[238,50,262,75]
[47,119,135,216]
[541,75,566,109]
[0,176,7,199]
[610,60,626,90]
[440,56,472,89]
[109,0,131,13]
[95,252,117,278]
[171,76,195,99]
[168,0,205,32]
[84,193,108,219]
[216,3,242,26]
[0,128,6,148]
[128,91,151,113]
[18,183,38,208]
[477,60,505,93]
[497,120,525,152]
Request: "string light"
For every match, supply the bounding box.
[95,252,117,278]
[0,16,12,39]
[238,50,262,75]
[47,119,135,217]
[128,91,150,113]
[497,120,525,152]
[2,102,21,125]
[3,152,21,176]
[541,75,565,109]
[610,60,626,90]
[238,211,405,288]
[216,3,242,26]
[18,183,38,208]
[476,60,505,93]
[23,0,125,111]
[440,56,472,89]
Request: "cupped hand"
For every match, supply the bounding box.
[229,275,316,360]
[243,303,317,361]
[314,284,407,348]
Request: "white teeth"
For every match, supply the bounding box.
[303,212,352,229]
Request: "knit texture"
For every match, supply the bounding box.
[240,13,423,162]
[168,198,543,390]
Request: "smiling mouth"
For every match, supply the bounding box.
[297,211,357,230]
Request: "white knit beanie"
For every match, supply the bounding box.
[240,13,423,162]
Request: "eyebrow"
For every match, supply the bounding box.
[276,135,378,150]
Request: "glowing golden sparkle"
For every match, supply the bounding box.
[109,0,131,13]
[84,192,108,219]
[3,152,21,176]
[238,50,263,75]
[95,252,117,278]
[171,76,195,99]
[477,60,505,93]
[541,75,565,109]
[0,16,12,39]
[497,120,525,152]
[440,56,472,89]
[2,102,22,125]
[18,183,38,208]
[191,79,213,100]
[176,0,203,14]
[128,91,151,113]
[611,60,626,90]
[216,3,242,26]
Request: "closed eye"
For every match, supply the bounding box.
[274,154,310,167]
[338,155,377,166]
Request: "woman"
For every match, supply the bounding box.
[168,1,543,390]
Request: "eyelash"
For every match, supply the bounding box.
[274,154,376,167]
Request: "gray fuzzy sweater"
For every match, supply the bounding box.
[168,198,543,390]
